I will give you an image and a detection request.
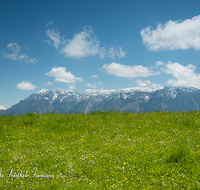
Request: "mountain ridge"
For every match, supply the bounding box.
[2,86,200,115]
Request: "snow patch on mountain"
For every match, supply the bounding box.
[171,90,178,99]
[37,86,165,103]
[144,96,150,102]
[59,96,67,102]
[82,89,117,97]
[122,94,128,100]
[0,105,7,110]
[52,93,58,102]
[38,89,49,94]
[120,86,164,93]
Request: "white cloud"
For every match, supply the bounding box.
[102,62,160,79]
[100,46,126,59]
[136,79,151,87]
[45,81,53,85]
[155,61,165,66]
[86,83,97,88]
[46,29,61,49]
[98,82,102,85]
[108,47,126,59]
[26,58,39,64]
[99,47,106,58]
[135,79,161,88]
[46,25,126,59]
[164,62,200,89]
[16,81,38,90]
[89,74,98,78]
[61,26,99,58]
[0,105,6,110]
[2,43,28,60]
[1,43,38,63]
[45,67,83,88]
[141,15,200,51]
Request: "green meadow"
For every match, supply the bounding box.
[0,111,200,189]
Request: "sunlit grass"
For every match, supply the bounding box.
[0,111,200,189]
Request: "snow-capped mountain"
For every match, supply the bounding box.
[2,86,200,115]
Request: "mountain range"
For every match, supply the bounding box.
[1,86,200,115]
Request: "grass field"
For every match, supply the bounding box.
[0,111,200,189]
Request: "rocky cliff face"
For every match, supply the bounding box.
[2,86,200,115]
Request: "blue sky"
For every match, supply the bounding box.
[1,0,200,109]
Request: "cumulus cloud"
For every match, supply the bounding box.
[45,67,83,89]
[141,15,200,51]
[164,62,200,89]
[0,105,6,110]
[102,62,160,79]
[86,83,97,88]
[46,24,126,59]
[1,43,38,63]
[61,26,100,58]
[16,81,38,90]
